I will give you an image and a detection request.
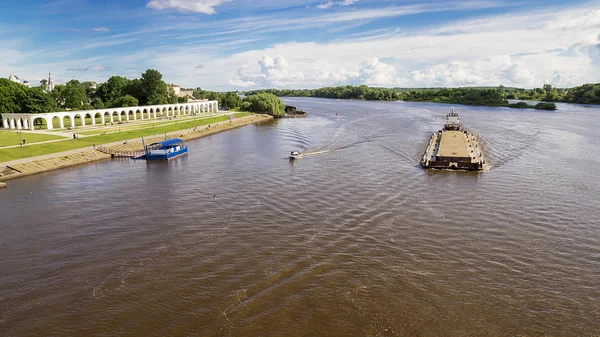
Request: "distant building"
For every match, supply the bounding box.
[169,84,182,96]
[8,73,20,83]
[46,72,55,92]
[169,84,195,98]
[7,73,31,88]
[180,89,194,97]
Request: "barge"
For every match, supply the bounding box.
[420,109,485,170]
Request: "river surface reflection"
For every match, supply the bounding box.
[1,98,599,336]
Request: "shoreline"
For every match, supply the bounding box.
[0,114,272,186]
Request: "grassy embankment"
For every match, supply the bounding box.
[0,113,251,162]
[0,131,66,147]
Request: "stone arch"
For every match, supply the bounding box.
[104,111,112,124]
[119,110,127,121]
[128,110,134,121]
[32,117,45,130]
[112,111,120,122]
[51,115,61,129]
[94,112,103,125]
[136,109,142,120]
[63,115,73,128]
[73,113,85,127]
[84,112,94,125]
[167,107,173,116]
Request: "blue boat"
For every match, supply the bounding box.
[143,138,188,160]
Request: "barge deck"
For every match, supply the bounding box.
[421,109,485,170]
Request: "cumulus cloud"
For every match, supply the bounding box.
[67,66,106,72]
[229,55,304,87]
[316,0,358,9]
[92,27,110,32]
[229,56,406,88]
[146,0,227,14]
[547,9,600,30]
[357,58,404,86]
[74,1,600,89]
[195,64,205,69]
[501,63,535,87]
[411,62,488,87]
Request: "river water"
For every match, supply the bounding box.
[1,98,599,336]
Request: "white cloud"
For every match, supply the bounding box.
[7,0,600,90]
[229,55,304,87]
[146,0,227,14]
[547,8,600,30]
[92,27,110,32]
[228,56,407,88]
[316,0,358,9]
[99,2,600,89]
[501,63,535,87]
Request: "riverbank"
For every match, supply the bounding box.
[0,114,272,185]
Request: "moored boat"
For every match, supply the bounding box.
[143,138,188,160]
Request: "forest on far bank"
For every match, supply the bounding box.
[245,83,600,107]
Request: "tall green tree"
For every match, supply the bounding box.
[21,87,57,114]
[63,80,89,110]
[243,93,285,116]
[51,84,66,109]
[0,78,27,114]
[96,76,129,106]
[139,69,168,105]
[112,94,138,108]
[167,86,178,104]
[219,91,242,109]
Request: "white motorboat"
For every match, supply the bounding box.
[289,151,301,159]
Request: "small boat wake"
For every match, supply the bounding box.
[298,149,331,158]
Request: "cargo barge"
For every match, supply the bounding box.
[421,109,485,170]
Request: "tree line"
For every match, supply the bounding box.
[0,68,287,119]
[0,69,186,115]
[246,85,399,101]
[248,83,600,107]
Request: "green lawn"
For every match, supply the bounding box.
[77,114,216,136]
[0,115,231,162]
[0,131,66,147]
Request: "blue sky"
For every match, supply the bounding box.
[2,0,599,90]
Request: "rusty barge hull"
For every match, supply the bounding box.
[421,130,485,170]
[420,109,485,171]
